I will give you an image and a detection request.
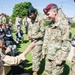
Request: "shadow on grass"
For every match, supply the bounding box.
[23,40,29,43]
[16,44,21,51]
[24,59,33,75]
[24,59,32,68]
[38,57,45,75]
[24,58,46,75]
[62,63,70,75]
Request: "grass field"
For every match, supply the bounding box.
[12,25,75,75]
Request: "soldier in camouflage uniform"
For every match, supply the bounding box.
[70,49,75,75]
[0,14,2,25]
[27,6,45,75]
[42,3,71,75]
[70,37,75,75]
[1,13,6,24]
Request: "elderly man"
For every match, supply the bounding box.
[42,3,71,75]
[0,34,36,75]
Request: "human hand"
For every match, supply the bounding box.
[55,60,62,66]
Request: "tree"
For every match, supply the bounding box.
[6,15,10,23]
[11,2,32,23]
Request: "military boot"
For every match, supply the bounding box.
[33,71,37,75]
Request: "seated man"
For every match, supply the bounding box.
[0,34,36,75]
[16,26,24,43]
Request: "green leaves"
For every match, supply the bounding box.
[11,2,32,23]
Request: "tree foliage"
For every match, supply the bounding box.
[11,2,32,23]
[6,15,10,23]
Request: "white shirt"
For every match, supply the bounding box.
[15,17,21,25]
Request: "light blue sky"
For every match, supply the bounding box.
[0,0,75,17]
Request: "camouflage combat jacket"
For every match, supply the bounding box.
[28,14,45,44]
[42,18,71,61]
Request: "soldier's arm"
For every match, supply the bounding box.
[32,19,45,39]
[2,42,36,66]
[57,24,71,62]
[42,29,49,55]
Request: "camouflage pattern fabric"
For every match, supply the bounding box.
[45,57,65,75]
[32,44,42,71]
[70,47,75,75]
[2,16,6,24]
[70,56,75,75]
[42,18,71,75]
[0,15,2,25]
[28,14,45,71]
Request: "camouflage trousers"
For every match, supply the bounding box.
[70,56,75,75]
[32,44,42,72]
[44,58,65,75]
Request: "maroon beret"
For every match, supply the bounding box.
[43,3,54,14]
[1,13,6,16]
[1,13,4,15]
[44,4,54,10]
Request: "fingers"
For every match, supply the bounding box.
[41,52,45,59]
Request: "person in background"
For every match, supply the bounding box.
[1,13,6,24]
[22,16,29,34]
[9,19,13,31]
[16,26,24,43]
[0,14,2,25]
[15,15,21,29]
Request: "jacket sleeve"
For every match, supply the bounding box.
[2,54,25,66]
[56,24,71,61]
[42,28,50,53]
[32,19,45,39]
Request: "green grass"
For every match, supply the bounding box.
[12,25,75,75]
[72,27,75,37]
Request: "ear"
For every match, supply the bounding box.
[53,9,57,15]
[54,9,57,14]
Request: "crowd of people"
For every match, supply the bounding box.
[0,3,75,75]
